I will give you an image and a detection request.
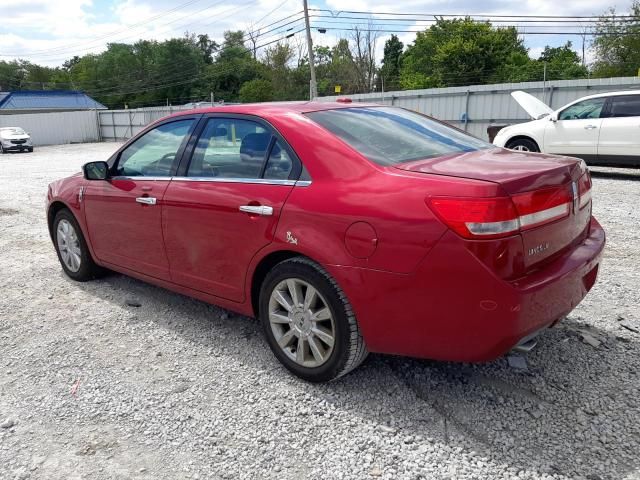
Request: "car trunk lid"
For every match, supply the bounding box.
[398,149,592,273]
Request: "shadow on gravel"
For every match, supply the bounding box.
[589,169,640,181]
[74,272,639,480]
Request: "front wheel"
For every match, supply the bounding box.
[259,257,368,382]
[53,209,102,281]
[506,138,539,152]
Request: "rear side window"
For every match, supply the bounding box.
[187,118,270,178]
[607,95,640,118]
[306,107,491,166]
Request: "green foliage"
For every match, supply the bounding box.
[239,78,273,102]
[380,35,403,90]
[400,18,530,88]
[538,42,588,80]
[592,1,640,77]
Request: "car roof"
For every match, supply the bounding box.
[575,90,640,101]
[173,101,381,118]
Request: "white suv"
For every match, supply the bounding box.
[493,90,640,167]
[0,127,33,153]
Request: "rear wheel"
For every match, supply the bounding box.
[506,138,539,152]
[53,209,102,281]
[259,257,368,382]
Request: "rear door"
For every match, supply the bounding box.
[597,94,640,166]
[162,115,301,302]
[83,117,197,280]
[543,97,606,158]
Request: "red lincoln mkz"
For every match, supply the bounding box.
[46,102,605,382]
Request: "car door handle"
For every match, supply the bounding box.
[239,205,273,216]
[584,125,598,130]
[136,196,157,205]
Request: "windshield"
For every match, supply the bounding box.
[306,107,492,166]
[0,127,26,135]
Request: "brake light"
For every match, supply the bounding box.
[427,185,573,240]
[511,186,572,230]
[578,171,592,209]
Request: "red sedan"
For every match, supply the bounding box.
[46,102,605,382]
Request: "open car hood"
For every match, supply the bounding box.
[511,91,553,120]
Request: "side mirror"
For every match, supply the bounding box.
[83,161,109,180]
[549,113,558,122]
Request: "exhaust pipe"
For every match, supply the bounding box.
[512,338,538,354]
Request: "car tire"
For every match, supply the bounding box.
[259,257,368,382]
[506,138,540,152]
[52,209,103,281]
[28,147,33,153]
[0,145,4,154]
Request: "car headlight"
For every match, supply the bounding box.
[1,139,11,146]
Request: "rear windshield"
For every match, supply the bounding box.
[306,107,492,166]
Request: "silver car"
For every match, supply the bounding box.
[0,127,33,153]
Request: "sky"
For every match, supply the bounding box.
[0,0,634,69]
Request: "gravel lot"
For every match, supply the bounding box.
[1,143,639,480]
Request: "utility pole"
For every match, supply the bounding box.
[210,91,214,106]
[303,0,317,100]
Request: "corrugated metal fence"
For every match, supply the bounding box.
[98,106,191,141]
[3,77,640,146]
[318,76,640,139]
[0,110,100,146]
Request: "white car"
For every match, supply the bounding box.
[0,127,33,153]
[493,90,640,167]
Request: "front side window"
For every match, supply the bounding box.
[559,98,606,121]
[187,118,274,179]
[608,95,640,118]
[116,119,194,177]
[306,107,491,166]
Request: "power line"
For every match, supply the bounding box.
[308,8,640,20]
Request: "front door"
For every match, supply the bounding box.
[83,118,196,280]
[162,116,300,302]
[543,96,606,157]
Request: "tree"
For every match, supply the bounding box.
[400,18,531,88]
[538,42,588,80]
[349,25,380,93]
[592,1,640,77]
[380,35,403,90]
[263,42,296,100]
[198,30,263,102]
[239,78,273,102]
[196,34,218,64]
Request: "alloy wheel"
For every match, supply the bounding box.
[268,278,336,368]
[511,145,530,151]
[56,219,82,272]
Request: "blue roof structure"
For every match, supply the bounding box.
[0,90,106,111]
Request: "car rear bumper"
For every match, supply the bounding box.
[328,217,605,362]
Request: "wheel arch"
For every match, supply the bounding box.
[250,249,319,317]
[47,200,72,241]
[504,135,541,152]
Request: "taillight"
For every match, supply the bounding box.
[511,186,572,230]
[427,185,573,240]
[578,171,592,209]
[427,197,519,239]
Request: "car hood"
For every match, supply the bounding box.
[393,148,581,194]
[0,133,30,140]
[511,91,553,120]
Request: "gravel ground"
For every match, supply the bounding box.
[1,143,639,480]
